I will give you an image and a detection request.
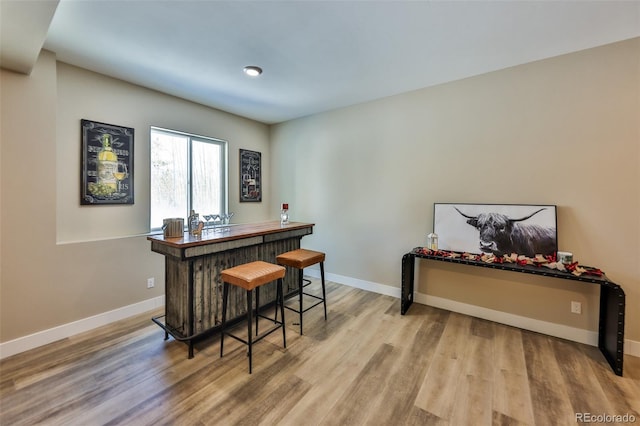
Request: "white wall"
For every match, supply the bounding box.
[270,38,640,343]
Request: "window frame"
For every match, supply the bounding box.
[150,126,228,231]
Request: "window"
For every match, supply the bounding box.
[150,127,227,230]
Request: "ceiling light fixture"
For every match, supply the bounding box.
[243,66,262,77]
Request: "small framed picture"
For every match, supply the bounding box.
[239,149,261,202]
[81,119,134,205]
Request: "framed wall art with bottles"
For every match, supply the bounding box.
[80,119,134,205]
[239,148,261,202]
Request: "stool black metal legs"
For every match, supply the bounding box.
[277,262,327,335]
[220,278,286,374]
[298,269,304,335]
[320,261,327,320]
[278,281,286,346]
[275,249,328,335]
[246,288,253,372]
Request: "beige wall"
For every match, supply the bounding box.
[1,51,271,342]
[270,38,640,342]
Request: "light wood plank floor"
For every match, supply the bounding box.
[1,280,639,425]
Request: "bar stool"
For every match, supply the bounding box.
[276,248,327,334]
[220,261,286,374]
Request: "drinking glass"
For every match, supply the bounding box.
[211,214,221,232]
[226,212,234,231]
[220,213,229,232]
[203,214,213,232]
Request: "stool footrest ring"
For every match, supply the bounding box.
[284,298,325,314]
[223,322,284,346]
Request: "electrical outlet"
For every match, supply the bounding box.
[571,301,582,314]
[147,277,155,289]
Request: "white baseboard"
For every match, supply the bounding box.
[306,268,640,358]
[305,268,402,299]
[418,293,598,345]
[0,296,165,360]
[625,338,640,358]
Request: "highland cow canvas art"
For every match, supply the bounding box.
[433,203,558,257]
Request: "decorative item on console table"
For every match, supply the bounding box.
[426,232,438,250]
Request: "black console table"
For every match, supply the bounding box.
[401,247,625,376]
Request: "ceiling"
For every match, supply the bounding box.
[2,0,639,124]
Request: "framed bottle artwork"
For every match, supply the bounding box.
[81,119,134,205]
[239,149,261,202]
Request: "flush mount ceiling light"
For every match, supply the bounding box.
[243,66,262,77]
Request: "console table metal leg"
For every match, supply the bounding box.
[401,253,415,315]
[598,285,625,376]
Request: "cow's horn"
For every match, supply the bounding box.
[510,208,546,222]
[454,207,476,220]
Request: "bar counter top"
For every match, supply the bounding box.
[147,221,315,249]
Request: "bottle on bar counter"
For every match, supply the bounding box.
[189,210,200,236]
[280,203,289,226]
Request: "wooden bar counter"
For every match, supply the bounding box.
[148,221,314,357]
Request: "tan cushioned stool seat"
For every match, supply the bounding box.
[220,261,286,291]
[276,248,325,269]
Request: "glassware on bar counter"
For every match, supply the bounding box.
[203,214,213,232]
[220,212,234,232]
[189,210,200,236]
[219,213,226,231]
[211,214,221,232]
[226,212,234,231]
